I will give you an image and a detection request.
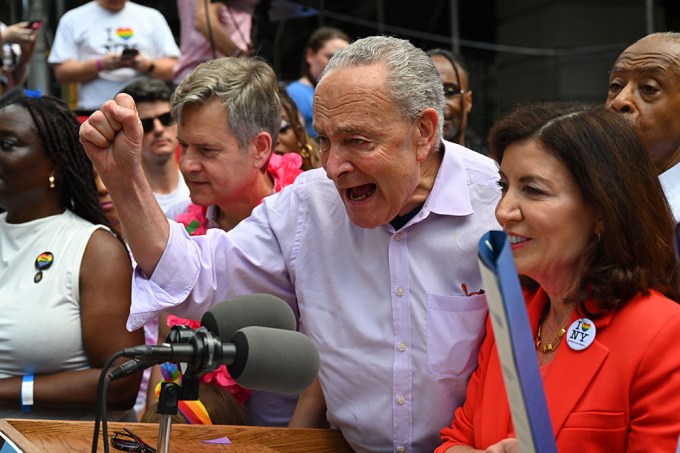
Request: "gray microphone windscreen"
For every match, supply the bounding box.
[201,294,297,340]
[228,326,319,394]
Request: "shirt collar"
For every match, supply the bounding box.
[659,161,680,223]
[423,140,475,216]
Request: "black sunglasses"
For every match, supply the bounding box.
[111,428,156,453]
[140,112,174,134]
[443,83,464,98]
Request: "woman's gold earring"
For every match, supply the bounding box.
[49,175,55,189]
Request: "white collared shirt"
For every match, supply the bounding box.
[660,161,680,223]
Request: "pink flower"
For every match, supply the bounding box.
[269,153,303,192]
[176,203,208,236]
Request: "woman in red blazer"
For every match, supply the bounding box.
[437,102,680,453]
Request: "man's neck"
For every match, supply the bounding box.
[215,171,274,232]
[142,158,180,195]
[407,144,444,210]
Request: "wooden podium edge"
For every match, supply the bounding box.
[0,418,354,453]
[0,419,38,452]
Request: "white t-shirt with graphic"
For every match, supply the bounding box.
[48,1,180,110]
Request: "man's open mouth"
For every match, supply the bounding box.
[347,184,376,201]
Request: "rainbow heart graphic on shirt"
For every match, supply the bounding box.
[581,322,592,331]
[116,28,134,41]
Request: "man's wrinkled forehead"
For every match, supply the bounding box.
[612,38,680,76]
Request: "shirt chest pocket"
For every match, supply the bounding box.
[427,294,488,377]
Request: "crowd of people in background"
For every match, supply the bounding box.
[2,1,680,452]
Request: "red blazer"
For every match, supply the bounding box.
[437,288,680,453]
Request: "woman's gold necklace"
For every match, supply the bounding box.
[535,314,569,353]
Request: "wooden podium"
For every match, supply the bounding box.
[0,419,353,452]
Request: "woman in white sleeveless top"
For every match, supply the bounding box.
[0,88,144,420]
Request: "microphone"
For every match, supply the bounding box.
[200,293,297,339]
[228,326,319,394]
[109,293,297,380]
[118,326,319,394]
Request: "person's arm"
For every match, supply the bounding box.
[53,53,121,84]
[1,22,33,46]
[79,229,145,408]
[288,377,329,428]
[13,38,35,86]
[79,94,169,276]
[1,22,37,86]
[194,1,240,56]
[129,55,178,81]
[0,229,143,411]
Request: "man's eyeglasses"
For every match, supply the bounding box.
[280,120,292,134]
[443,84,465,98]
[140,112,174,134]
[111,428,156,453]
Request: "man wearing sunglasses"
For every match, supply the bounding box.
[119,79,190,215]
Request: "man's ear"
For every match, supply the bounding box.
[415,107,438,162]
[251,132,273,170]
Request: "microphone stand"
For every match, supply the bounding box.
[155,372,200,453]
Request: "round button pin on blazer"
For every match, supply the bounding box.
[566,318,596,351]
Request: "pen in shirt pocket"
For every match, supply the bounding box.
[461,283,485,296]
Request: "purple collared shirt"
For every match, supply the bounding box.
[129,141,501,452]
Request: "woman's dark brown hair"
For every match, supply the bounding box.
[488,101,680,314]
[300,26,351,85]
[277,85,319,170]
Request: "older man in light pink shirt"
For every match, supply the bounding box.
[81,36,501,452]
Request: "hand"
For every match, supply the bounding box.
[97,52,124,71]
[484,439,519,453]
[2,22,36,45]
[130,55,153,73]
[79,93,144,187]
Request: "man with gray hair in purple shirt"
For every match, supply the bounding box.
[80,37,501,452]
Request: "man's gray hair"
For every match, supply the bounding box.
[320,35,444,147]
[171,57,281,152]
[643,31,680,45]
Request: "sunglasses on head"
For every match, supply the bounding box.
[140,112,174,134]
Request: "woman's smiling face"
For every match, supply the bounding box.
[495,139,599,293]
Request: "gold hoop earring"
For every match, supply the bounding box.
[48,175,55,189]
[299,143,312,160]
[597,232,602,242]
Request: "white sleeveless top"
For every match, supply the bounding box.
[0,210,112,419]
